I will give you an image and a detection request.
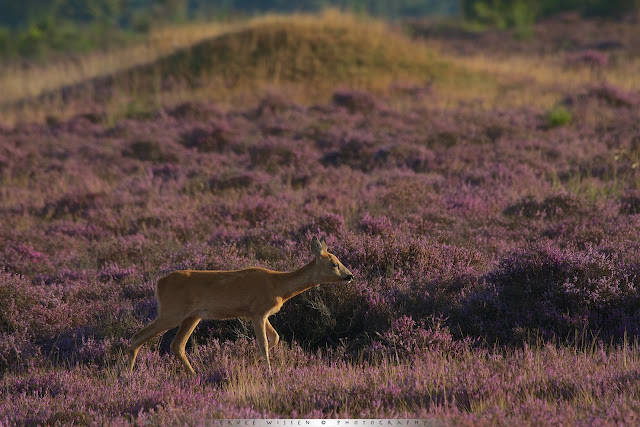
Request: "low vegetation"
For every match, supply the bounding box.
[2,7,640,424]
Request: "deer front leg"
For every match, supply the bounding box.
[251,316,271,373]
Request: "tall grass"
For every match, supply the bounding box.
[3,336,640,422]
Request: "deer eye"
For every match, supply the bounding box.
[331,262,338,268]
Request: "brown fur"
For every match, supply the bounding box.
[128,236,352,374]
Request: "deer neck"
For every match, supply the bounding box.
[277,259,320,301]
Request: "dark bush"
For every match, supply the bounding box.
[321,130,378,171]
[332,90,383,113]
[181,120,234,152]
[167,102,224,121]
[254,92,298,117]
[504,194,579,219]
[208,174,255,192]
[373,144,435,172]
[620,192,640,215]
[123,140,175,163]
[476,245,640,342]
[248,138,303,171]
[40,192,106,219]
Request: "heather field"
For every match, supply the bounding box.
[2,11,640,425]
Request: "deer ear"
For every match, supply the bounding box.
[311,236,324,256]
[320,235,328,251]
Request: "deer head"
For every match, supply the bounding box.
[310,235,353,283]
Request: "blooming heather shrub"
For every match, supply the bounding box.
[298,213,345,237]
[236,233,296,264]
[340,233,485,284]
[75,336,127,368]
[6,83,640,421]
[377,315,456,357]
[260,118,296,137]
[0,242,52,275]
[0,330,40,373]
[563,82,640,108]
[360,212,394,236]
[587,83,639,108]
[212,196,288,229]
[0,272,36,334]
[97,262,138,284]
[91,234,150,268]
[315,213,345,234]
[271,232,489,351]
[482,244,640,342]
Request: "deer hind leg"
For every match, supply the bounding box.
[170,316,201,374]
[252,316,271,373]
[128,317,176,372]
[254,319,279,364]
[265,319,280,351]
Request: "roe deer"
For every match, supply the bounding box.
[128,236,352,374]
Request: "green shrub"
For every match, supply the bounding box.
[0,27,11,56]
[462,0,640,26]
[462,0,538,30]
[17,26,45,58]
[547,105,572,128]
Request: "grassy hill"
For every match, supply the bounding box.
[1,11,459,125]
